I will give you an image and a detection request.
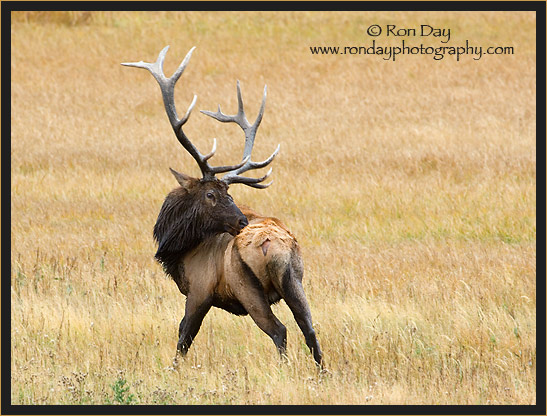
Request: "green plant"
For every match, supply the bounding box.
[106,378,137,405]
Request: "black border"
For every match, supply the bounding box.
[2,1,547,11]
[3,2,545,415]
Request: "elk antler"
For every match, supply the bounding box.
[201,81,280,189]
[122,46,248,180]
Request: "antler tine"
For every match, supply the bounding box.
[201,82,280,187]
[122,46,196,128]
[122,46,246,179]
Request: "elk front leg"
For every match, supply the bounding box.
[177,294,212,356]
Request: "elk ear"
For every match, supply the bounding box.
[169,168,193,190]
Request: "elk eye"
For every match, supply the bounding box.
[206,191,215,200]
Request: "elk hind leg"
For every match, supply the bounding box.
[246,300,287,358]
[230,246,287,357]
[281,265,323,366]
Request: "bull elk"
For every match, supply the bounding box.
[122,46,322,366]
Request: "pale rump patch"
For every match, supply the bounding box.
[232,217,298,288]
[236,218,295,252]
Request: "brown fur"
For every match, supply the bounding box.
[155,182,323,366]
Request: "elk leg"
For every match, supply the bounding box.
[176,295,212,356]
[230,247,287,357]
[233,274,287,355]
[241,297,287,357]
[244,296,287,357]
[283,278,323,366]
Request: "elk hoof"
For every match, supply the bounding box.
[172,353,181,370]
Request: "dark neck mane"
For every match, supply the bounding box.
[153,187,216,279]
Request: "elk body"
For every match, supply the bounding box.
[123,46,322,366]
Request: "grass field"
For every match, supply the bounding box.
[10,11,537,405]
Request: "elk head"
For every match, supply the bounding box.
[122,46,280,238]
[167,169,247,237]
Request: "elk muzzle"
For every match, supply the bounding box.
[225,211,249,236]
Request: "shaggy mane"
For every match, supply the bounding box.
[153,187,216,280]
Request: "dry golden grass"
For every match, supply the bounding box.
[10,11,536,405]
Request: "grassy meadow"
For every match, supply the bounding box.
[10,11,537,405]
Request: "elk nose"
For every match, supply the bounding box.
[239,217,249,230]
